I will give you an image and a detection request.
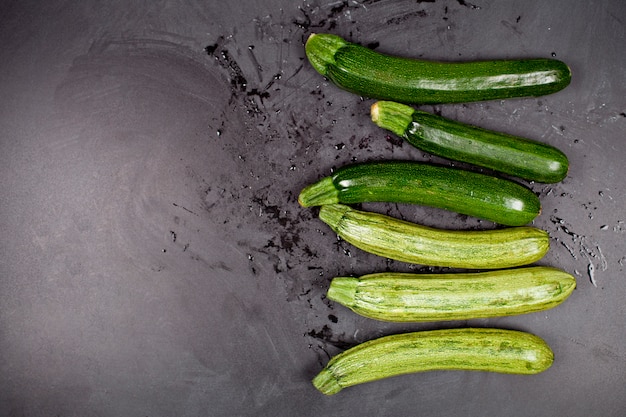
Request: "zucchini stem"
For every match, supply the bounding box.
[327,277,359,307]
[298,177,339,207]
[371,101,415,137]
[305,33,347,77]
[318,204,350,233]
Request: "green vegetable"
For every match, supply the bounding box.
[328,266,576,322]
[305,33,571,104]
[318,204,549,269]
[299,161,541,226]
[371,101,569,183]
[313,328,554,395]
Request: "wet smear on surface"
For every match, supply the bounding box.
[198,9,362,360]
[53,35,247,269]
[201,1,499,358]
[456,0,481,10]
[307,325,354,351]
[544,189,620,289]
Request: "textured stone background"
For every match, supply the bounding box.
[1,0,625,415]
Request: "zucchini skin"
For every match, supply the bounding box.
[306,33,571,104]
[313,328,554,395]
[328,266,576,322]
[318,204,549,269]
[371,101,569,183]
[299,161,541,226]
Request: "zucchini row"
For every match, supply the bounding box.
[327,266,576,322]
[371,101,569,183]
[305,33,571,104]
[298,161,541,226]
[319,204,549,269]
[313,328,554,395]
[300,33,574,396]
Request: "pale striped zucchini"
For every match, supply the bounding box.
[313,328,554,395]
[319,204,549,269]
[327,266,576,322]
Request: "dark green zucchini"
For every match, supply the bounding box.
[299,161,540,226]
[371,101,569,183]
[313,328,554,395]
[306,33,571,104]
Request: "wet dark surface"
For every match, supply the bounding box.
[1,1,625,415]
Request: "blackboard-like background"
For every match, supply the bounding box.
[1,1,625,415]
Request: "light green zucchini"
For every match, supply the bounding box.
[313,328,554,395]
[299,161,541,226]
[371,101,569,183]
[305,33,571,104]
[327,266,576,322]
[318,204,549,269]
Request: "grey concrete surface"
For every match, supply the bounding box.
[1,0,625,416]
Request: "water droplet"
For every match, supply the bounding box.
[551,52,557,57]
[216,129,222,137]
[588,263,597,287]
[334,143,345,150]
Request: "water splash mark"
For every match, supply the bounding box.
[457,0,481,10]
[205,38,248,94]
[205,36,275,117]
[550,215,607,288]
[587,263,597,288]
[307,325,354,350]
[306,324,356,365]
[249,189,321,279]
[386,9,429,25]
[294,0,376,33]
[172,202,199,216]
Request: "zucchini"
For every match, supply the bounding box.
[328,266,576,322]
[371,101,569,183]
[305,33,571,104]
[299,161,541,226]
[313,328,554,395]
[318,204,549,269]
